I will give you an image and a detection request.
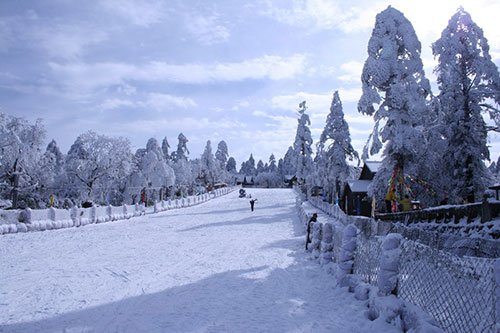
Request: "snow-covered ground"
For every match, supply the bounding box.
[0,188,400,332]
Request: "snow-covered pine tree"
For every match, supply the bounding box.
[318,91,359,202]
[358,6,431,203]
[214,140,230,183]
[172,133,193,187]
[215,141,229,169]
[161,136,171,162]
[200,140,217,185]
[38,140,65,205]
[226,157,237,173]
[240,154,256,176]
[172,133,189,162]
[256,160,265,174]
[433,7,500,202]
[281,146,296,180]
[292,101,313,184]
[142,138,176,188]
[125,138,176,204]
[268,154,277,173]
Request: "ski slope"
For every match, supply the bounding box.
[0,188,399,332]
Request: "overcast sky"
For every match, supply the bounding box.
[1,0,499,166]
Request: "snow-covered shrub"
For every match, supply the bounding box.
[378,233,402,296]
[337,224,358,287]
[319,222,334,265]
[311,222,322,258]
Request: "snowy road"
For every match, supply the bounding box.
[0,188,398,332]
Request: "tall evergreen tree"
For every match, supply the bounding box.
[256,160,265,174]
[292,101,313,184]
[161,136,171,162]
[433,7,500,202]
[226,157,237,173]
[200,140,216,185]
[317,91,359,201]
[281,146,296,178]
[171,133,192,187]
[240,154,256,176]
[358,6,431,203]
[215,141,229,169]
[172,133,189,161]
[268,154,277,173]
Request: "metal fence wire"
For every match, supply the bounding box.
[398,240,496,333]
[353,236,382,285]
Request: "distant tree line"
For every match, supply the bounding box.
[0,7,498,211]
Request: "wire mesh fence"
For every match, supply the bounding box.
[298,192,498,332]
[399,240,496,333]
[353,236,383,286]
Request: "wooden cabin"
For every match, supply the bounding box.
[343,161,381,217]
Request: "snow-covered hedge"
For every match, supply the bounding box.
[0,187,236,235]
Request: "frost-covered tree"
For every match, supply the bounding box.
[0,113,45,208]
[215,141,229,169]
[293,101,314,183]
[213,140,230,183]
[37,140,65,205]
[358,6,431,203]
[141,138,175,187]
[65,131,132,203]
[172,133,189,161]
[125,138,175,204]
[256,160,265,174]
[317,91,359,202]
[226,157,237,173]
[432,7,500,202]
[171,133,193,188]
[240,154,256,175]
[281,146,296,178]
[268,154,277,173]
[161,136,171,162]
[200,140,217,185]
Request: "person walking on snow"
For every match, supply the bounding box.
[249,199,257,211]
[305,213,318,250]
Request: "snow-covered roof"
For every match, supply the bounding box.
[347,180,372,193]
[365,161,382,173]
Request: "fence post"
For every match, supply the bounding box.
[90,206,97,223]
[320,222,334,265]
[70,206,80,227]
[106,205,112,221]
[49,207,56,221]
[378,233,402,296]
[338,224,358,287]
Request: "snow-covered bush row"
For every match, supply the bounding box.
[0,187,235,235]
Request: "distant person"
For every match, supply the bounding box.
[305,213,318,250]
[249,199,257,211]
[400,195,412,212]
